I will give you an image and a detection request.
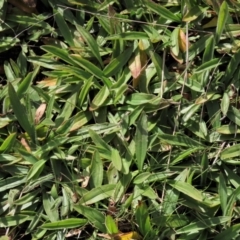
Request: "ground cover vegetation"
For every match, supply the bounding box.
[1,0,240,239]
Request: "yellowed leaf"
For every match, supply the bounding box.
[65,229,82,238]
[113,231,142,240]
[35,103,47,125]
[81,174,90,188]
[203,17,218,29]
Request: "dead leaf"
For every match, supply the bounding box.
[81,175,90,188]
[22,0,37,8]
[129,52,141,78]
[178,29,190,52]
[128,40,148,88]
[8,0,37,14]
[170,48,184,64]
[35,103,46,125]
[97,233,112,239]
[65,229,82,238]
[20,138,31,152]
[107,199,117,216]
[37,78,57,87]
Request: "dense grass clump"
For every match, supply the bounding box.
[1,0,240,239]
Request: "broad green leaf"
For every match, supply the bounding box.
[78,76,93,108]
[188,35,212,61]
[152,215,189,228]
[158,133,204,148]
[171,27,180,56]
[126,93,155,105]
[219,174,227,213]
[134,172,151,184]
[216,125,240,134]
[0,176,26,192]
[8,83,36,143]
[135,201,153,238]
[35,136,68,157]
[224,185,240,221]
[215,1,228,43]
[17,67,39,100]
[89,129,111,153]
[167,180,206,203]
[70,54,112,87]
[54,10,74,46]
[213,224,240,240]
[181,104,201,122]
[90,150,103,188]
[103,46,133,77]
[27,160,46,181]
[220,144,240,160]
[221,48,240,85]
[41,218,87,230]
[145,0,181,22]
[90,85,110,110]
[0,215,30,227]
[113,172,133,202]
[227,106,240,127]
[75,24,103,67]
[176,217,231,234]
[221,92,230,116]
[195,58,221,73]
[41,45,77,66]
[14,189,41,205]
[105,215,118,234]
[89,130,122,171]
[19,148,39,164]
[22,174,54,193]
[70,111,92,132]
[0,132,16,153]
[106,32,148,40]
[79,184,115,205]
[135,112,148,171]
[171,147,201,165]
[42,192,59,222]
[149,51,163,90]
[61,187,70,217]
[0,37,20,53]
[200,152,208,186]
[183,6,206,22]
[73,204,106,233]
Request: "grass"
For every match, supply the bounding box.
[1,0,240,239]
